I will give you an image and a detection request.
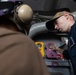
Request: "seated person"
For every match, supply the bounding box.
[0,1,50,75]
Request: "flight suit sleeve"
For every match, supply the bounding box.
[62,50,70,59]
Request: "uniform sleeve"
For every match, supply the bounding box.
[62,50,70,59]
[23,36,50,75]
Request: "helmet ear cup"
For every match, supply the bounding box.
[14,4,33,34]
[16,4,33,23]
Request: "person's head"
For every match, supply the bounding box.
[0,1,33,34]
[47,11,75,32]
[0,16,19,31]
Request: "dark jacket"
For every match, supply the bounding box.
[67,22,76,75]
[0,28,49,75]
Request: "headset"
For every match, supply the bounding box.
[0,0,33,34]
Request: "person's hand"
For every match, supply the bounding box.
[49,44,58,50]
[49,44,63,53]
